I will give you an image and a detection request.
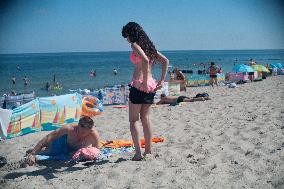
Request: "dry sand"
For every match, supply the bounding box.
[0,76,284,189]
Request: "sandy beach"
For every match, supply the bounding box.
[0,76,283,189]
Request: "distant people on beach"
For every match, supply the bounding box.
[156,94,210,105]
[173,68,187,91]
[122,22,169,161]
[23,76,29,86]
[208,62,220,87]
[169,72,175,81]
[113,69,118,75]
[25,116,100,166]
[17,65,21,71]
[248,59,255,81]
[11,76,16,85]
[272,67,278,76]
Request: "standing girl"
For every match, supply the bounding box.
[122,22,169,160]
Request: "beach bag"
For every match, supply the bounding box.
[195,93,209,98]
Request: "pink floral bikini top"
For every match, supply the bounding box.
[130,51,157,93]
[130,51,142,65]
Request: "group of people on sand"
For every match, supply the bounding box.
[169,61,222,89]
[26,22,211,165]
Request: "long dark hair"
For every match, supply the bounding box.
[122,22,157,60]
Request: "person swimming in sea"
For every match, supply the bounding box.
[113,69,118,75]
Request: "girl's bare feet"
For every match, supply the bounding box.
[131,153,143,161]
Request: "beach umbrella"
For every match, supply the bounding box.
[270,63,278,69]
[275,63,283,69]
[251,64,270,73]
[232,64,254,73]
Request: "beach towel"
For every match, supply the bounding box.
[36,137,164,162]
[0,108,13,139]
[101,137,165,148]
[36,147,135,161]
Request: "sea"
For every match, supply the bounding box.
[0,49,284,97]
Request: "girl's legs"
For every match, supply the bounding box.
[129,102,142,160]
[140,104,152,155]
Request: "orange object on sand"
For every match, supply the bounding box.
[101,137,165,148]
[81,96,103,117]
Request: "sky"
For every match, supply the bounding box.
[0,0,283,54]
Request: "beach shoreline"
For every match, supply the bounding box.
[0,76,284,189]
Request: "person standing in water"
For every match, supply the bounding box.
[113,69,118,75]
[23,76,29,86]
[11,76,16,85]
[122,22,169,161]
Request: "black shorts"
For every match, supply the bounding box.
[248,72,254,76]
[129,87,155,104]
[176,96,190,103]
[210,75,217,78]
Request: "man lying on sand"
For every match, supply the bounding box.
[156,94,210,105]
[25,116,100,166]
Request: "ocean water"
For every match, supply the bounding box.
[0,49,284,97]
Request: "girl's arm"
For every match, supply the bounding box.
[156,51,169,82]
[30,126,69,155]
[154,51,169,91]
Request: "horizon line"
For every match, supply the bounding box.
[1,48,284,55]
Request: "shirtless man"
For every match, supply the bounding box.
[208,62,220,87]
[26,116,100,166]
[156,94,210,105]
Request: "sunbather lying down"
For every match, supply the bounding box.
[25,116,100,166]
[156,93,210,105]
